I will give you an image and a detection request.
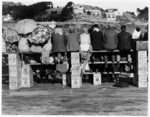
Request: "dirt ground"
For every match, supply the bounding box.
[2,82,148,115]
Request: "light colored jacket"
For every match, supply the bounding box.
[80,33,91,51]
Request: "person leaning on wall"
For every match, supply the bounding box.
[90,24,104,51]
[66,26,80,64]
[51,25,67,63]
[103,24,118,69]
[143,25,148,41]
[117,25,132,68]
[79,27,92,74]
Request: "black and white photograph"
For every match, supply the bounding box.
[1,0,149,115]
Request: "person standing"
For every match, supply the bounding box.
[104,25,118,50]
[66,26,80,65]
[132,27,143,50]
[117,25,132,68]
[51,26,67,63]
[143,25,148,41]
[80,27,92,74]
[103,25,118,69]
[117,25,132,51]
[90,24,104,51]
[66,26,80,52]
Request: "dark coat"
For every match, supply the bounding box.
[104,30,118,50]
[117,31,132,51]
[51,33,67,53]
[66,33,80,52]
[143,32,148,41]
[90,31,104,50]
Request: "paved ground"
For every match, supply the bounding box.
[2,83,148,115]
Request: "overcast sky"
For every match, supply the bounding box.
[3,0,149,15]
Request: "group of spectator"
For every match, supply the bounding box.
[51,24,148,58]
[50,24,148,73]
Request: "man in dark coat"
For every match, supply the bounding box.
[117,25,132,51]
[66,26,80,52]
[104,25,118,50]
[90,24,104,50]
[51,26,67,62]
[117,25,132,68]
[51,27,67,53]
[143,25,148,41]
[103,25,118,69]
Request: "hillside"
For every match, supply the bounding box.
[71,12,148,26]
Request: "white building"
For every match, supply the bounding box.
[73,4,102,17]
[86,9,101,16]
[105,9,121,21]
[84,5,101,16]
[73,4,84,14]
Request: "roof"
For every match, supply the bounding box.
[105,8,118,12]
[105,12,116,15]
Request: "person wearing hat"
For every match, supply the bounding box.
[66,26,80,52]
[66,26,80,65]
[51,25,67,63]
[90,24,104,50]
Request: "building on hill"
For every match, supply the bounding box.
[73,4,102,17]
[3,14,13,22]
[105,8,121,21]
[84,5,101,16]
[73,4,84,14]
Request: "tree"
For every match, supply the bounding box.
[137,7,148,21]
[27,2,53,20]
[3,2,53,21]
[87,11,91,15]
[59,2,74,21]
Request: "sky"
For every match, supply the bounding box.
[2,0,149,15]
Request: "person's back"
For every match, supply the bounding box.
[118,25,132,51]
[51,27,67,53]
[104,26,118,50]
[90,24,104,50]
[132,27,142,50]
[143,32,148,41]
[143,26,148,41]
[80,29,91,52]
[80,33,90,44]
[66,27,80,52]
